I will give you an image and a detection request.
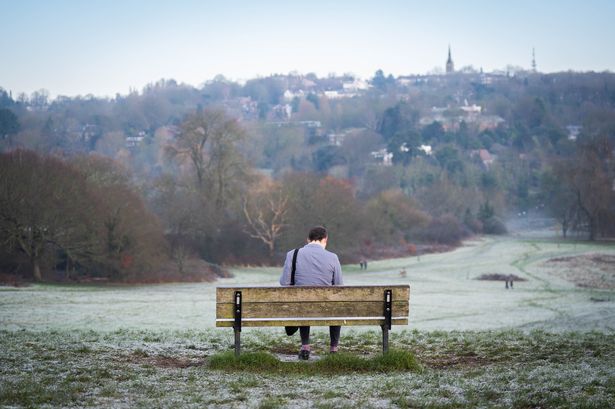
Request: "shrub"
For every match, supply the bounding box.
[417,214,465,245]
[483,216,508,235]
[364,189,430,245]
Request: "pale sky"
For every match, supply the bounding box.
[1,0,614,98]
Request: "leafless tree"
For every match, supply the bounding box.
[0,150,97,280]
[165,109,248,210]
[243,178,289,256]
[551,137,615,240]
[73,154,168,279]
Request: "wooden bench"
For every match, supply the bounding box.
[216,285,410,356]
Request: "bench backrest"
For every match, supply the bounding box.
[216,285,410,328]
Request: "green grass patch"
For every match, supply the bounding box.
[258,396,287,409]
[208,349,423,374]
[0,377,80,408]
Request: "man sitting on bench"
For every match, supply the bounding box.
[279,226,344,360]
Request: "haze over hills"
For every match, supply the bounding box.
[1,63,614,283]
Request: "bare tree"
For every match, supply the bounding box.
[0,150,97,280]
[242,178,289,256]
[551,137,615,240]
[150,173,214,273]
[278,174,364,252]
[571,138,615,240]
[73,154,168,279]
[166,109,248,209]
[541,168,580,238]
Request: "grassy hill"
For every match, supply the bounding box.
[1,235,614,407]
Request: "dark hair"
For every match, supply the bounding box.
[308,226,327,241]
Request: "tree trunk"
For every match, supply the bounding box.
[588,216,596,241]
[577,190,595,241]
[33,259,42,281]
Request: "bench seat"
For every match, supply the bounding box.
[216,285,410,355]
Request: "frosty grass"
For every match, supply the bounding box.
[1,235,614,408]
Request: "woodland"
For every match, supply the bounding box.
[1,70,614,282]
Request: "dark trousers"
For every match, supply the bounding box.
[300,326,341,347]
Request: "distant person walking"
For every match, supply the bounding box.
[279,226,343,360]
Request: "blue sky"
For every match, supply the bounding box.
[1,0,614,97]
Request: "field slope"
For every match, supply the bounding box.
[1,236,613,332]
[1,235,614,408]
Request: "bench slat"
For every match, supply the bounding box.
[215,317,409,327]
[216,300,409,319]
[216,285,409,303]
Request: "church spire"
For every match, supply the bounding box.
[446,45,454,74]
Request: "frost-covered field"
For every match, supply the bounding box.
[1,235,614,408]
[2,236,614,332]
[1,329,614,408]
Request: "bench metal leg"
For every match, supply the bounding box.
[382,289,392,354]
[234,328,241,357]
[381,325,389,354]
[233,290,242,357]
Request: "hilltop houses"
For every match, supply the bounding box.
[419,102,504,132]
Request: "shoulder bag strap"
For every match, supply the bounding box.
[290,248,299,286]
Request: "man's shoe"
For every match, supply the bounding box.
[298,349,310,360]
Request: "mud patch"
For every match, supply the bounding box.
[476,273,527,282]
[543,253,615,289]
[424,353,492,369]
[151,355,205,368]
[270,345,297,355]
[123,352,206,368]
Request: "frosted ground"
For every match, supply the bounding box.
[1,231,614,408]
[1,236,614,333]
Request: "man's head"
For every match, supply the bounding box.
[308,226,328,247]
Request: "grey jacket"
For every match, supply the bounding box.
[279,243,343,286]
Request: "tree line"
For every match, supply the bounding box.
[0,150,169,281]
[1,71,615,282]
